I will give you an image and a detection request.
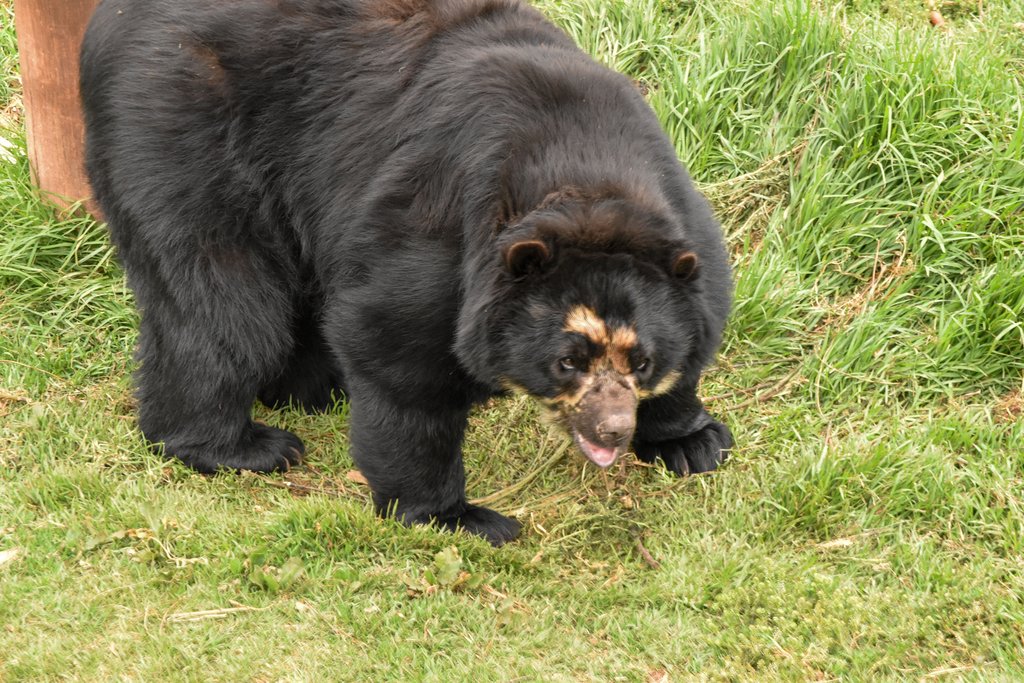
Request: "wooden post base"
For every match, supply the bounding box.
[14,0,100,216]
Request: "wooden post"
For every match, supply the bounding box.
[13,0,100,214]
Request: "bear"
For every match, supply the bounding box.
[80,0,734,546]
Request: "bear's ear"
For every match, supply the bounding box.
[504,239,552,277]
[672,250,699,281]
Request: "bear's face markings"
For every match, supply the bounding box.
[542,368,637,468]
[639,370,682,399]
[563,304,637,376]
[526,305,649,468]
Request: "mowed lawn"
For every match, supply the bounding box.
[2,0,1023,679]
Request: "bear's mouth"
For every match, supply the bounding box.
[573,430,625,468]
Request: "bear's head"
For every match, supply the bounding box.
[460,189,709,468]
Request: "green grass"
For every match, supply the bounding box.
[3,0,1024,679]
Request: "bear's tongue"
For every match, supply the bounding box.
[574,432,618,468]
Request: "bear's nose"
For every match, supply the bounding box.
[597,413,635,445]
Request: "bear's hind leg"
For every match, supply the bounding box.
[129,246,304,474]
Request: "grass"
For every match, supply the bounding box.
[2,0,1023,679]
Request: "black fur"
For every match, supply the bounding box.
[80,0,733,545]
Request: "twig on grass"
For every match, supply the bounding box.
[260,478,324,496]
[729,364,803,411]
[164,605,264,623]
[0,358,65,382]
[634,534,661,570]
[471,437,569,507]
[0,389,30,404]
[258,475,369,501]
[923,665,975,679]
[706,363,803,410]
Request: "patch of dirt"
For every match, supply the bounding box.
[994,388,1023,424]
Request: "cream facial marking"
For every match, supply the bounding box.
[562,305,637,376]
[638,370,681,399]
[563,305,607,345]
[498,377,531,397]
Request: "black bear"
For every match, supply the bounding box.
[80,0,733,545]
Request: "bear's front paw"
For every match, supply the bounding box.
[635,420,732,476]
[437,505,521,547]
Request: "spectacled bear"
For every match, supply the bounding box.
[80,0,734,545]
